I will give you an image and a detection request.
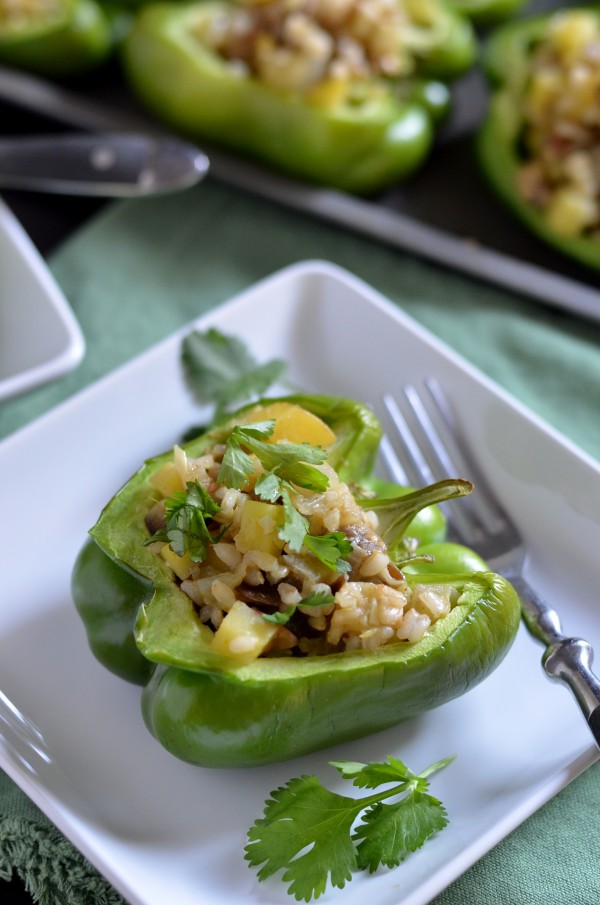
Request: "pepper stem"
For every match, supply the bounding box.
[356,478,473,557]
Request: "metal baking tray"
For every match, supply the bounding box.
[1,0,598,320]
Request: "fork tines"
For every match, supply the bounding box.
[379,379,510,550]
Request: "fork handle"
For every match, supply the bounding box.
[543,639,600,747]
[509,577,600,748]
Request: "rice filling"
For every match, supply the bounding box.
[145,405,457,663]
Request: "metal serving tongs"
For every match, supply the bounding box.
[0,132,209,197]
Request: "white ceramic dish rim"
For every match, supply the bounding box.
[0,196,85,401]
[0,259,599,905]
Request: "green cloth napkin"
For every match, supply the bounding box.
[2,178,600,904]
[0,770,123,905]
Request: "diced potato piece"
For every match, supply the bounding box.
[526,68,561,120]
[307,75,349,107]
[545,187,597,235]
[244,401,336,448]
[160,545,194,580]
[235,499,285,555]
[149,461,185,497]
[550,11,599,61]
[211,600,278,664]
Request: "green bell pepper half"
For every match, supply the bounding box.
[72,393,521,767]
[120,0,476,193]
[0,0,115,76]
[478,9,600,272]
[72,536,155,684]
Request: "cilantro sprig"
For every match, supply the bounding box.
[217,422,329,493]
[303,532,352,574]
[258,473,352,569]
[279,486,311,552]
[263,590,335,626]
[145,480,220,562]
[245,754,454,901]
[182,328,286,418]
[217,422,352,570]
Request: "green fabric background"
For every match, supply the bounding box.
[1,179,600,903]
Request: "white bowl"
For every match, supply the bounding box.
[0,197,85,401]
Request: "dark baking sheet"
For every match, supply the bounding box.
[1,0,598,318]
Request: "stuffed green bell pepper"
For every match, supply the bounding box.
[0,0,116,76]
[72,394,521,768]
[120,0,477,193]
[478,7,600,271]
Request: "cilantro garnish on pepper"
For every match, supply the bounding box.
[145,480,220,562]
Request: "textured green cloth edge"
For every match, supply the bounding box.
[0,816,124,905]
[0,763,124,903]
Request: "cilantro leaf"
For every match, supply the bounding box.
[333,754,455,790]
[147,480,220,563]
[419,755,457,779]
[257,470,352,569]
[217,444,256,490]
[217,361,287,410]
[303,532,352,575]
[258,452,328,493]
[257,474,344,561]
[217,422,276,489]
[298,591,335,608]
[261,591,335,626]
[279,489,310,552]
[254,471,283,502]
[219,423,329,491]
[262,605,296,625]
[274,460,329,493]
[232,420,277,440]
[177,481,220,518]
[246,755,454,901]
[217,422,329,496]
[182,328,285,416]
[354,791,449,873]
[332,754,416,789]
[245,775,360,901]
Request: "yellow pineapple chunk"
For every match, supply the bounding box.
[160,545,195,580]
[235,499,285,555]
[307,76,350,107]
[545,187,596,235]
[244,401,336,447]
[550,11,599,61]
[211,600,278,663]
[149,462,185,498]
[526,68,561,121]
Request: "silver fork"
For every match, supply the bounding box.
[380,378,600,749]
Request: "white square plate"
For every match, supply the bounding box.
[0,260,598,905]
[0,196,85,401]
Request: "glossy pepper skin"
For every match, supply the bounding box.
[478,10,600,272]
[446,0,527,25]
[72,394,521,767]
[0,0,115,76]
[120,0,476,194]
[142,572,519,767]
